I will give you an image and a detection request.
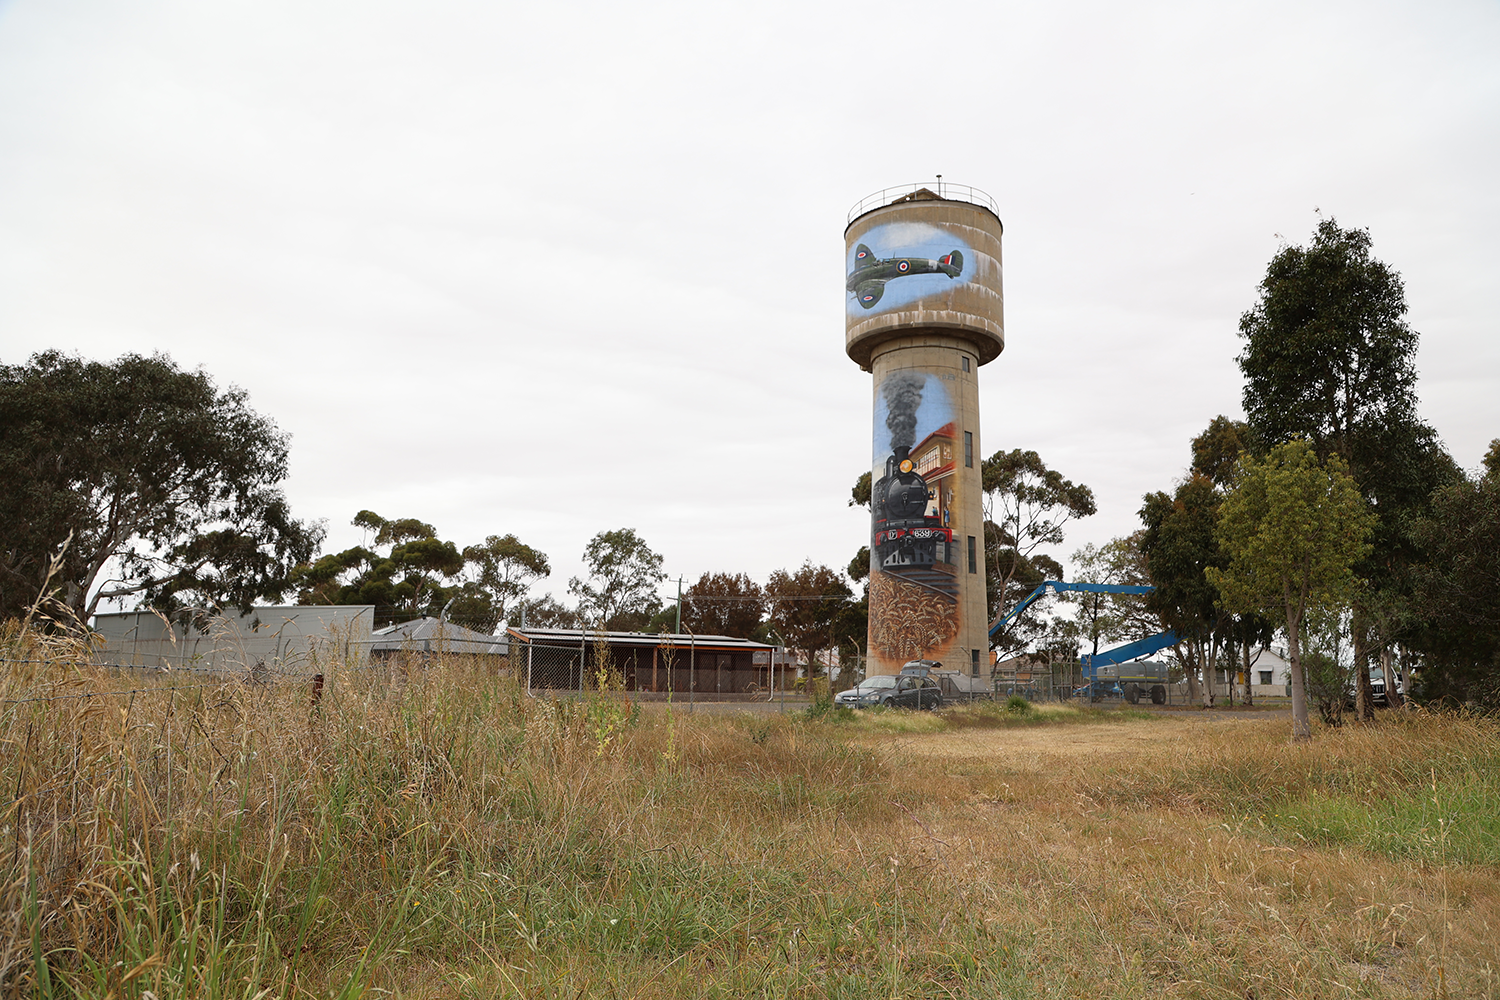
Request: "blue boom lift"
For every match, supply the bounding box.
[988,581,1179,704]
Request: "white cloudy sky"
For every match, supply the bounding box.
[2,0,1497,616]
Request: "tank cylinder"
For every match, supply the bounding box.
[845,185,1004,678]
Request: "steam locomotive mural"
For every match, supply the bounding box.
[871,370,960,605]
[871,443,953,587]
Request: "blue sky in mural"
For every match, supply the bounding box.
[872,373,953,468]
[846,221,974,317]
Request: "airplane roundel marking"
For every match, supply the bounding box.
[862,293,875,301]
[857,250,868,259]
[897,260,909,272]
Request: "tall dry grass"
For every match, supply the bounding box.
[2,619,1497,998]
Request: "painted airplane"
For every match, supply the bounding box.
[846,244,964,309]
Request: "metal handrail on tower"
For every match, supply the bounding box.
[846,181,1001,227]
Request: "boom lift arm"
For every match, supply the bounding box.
[987,580,1155,642]
[988,580,1180,697]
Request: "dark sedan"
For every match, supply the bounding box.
[834,673,943,710]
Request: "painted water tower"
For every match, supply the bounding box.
[845,182,1004,677]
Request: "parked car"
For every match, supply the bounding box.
[834,661,944,710]
[1370,671,1404,707]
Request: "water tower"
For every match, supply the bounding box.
[845,182,1004,677]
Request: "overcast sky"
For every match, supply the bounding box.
[3,0,1497,618]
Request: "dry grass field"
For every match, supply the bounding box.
[2,624,1496,998]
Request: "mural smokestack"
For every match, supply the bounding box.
[881,371,925,452]
[845,183,1004,678]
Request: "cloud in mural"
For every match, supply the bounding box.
[846,221,974,316]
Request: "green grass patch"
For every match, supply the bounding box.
[1111,710,1500,866]
[1251,774,1500,864]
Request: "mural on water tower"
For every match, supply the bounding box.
[869,369,962,662]
[845,221,974,315]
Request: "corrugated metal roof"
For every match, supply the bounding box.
[371,617,509,655]
[89,605,376,673]
[506,627,775,652]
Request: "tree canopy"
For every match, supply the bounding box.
[567,528,665,631]
[1139,475,1225,705]
[981,449,1096,656]
[461,534,551,627]
[1208,440,1375,739]
[293,511,466,627]
[291,513,552,631]
[1068,533,1159,658]
[1236,217,1458,715]
[1191,416,1257,487]
[0,351,323,622]
[765,562,852,674]
[1404,464,1500,708]
[1237,217,1417,467]
[681,572,765,639]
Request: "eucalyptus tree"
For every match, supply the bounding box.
[293,511,466,626]
[567,528,665,632]
[982,449,1096,658]
[1068,534,1160,659]
[0,351,322,623]
[1404,454,1500,708]
[765,562,852,678]
[1236,217,1455,716]
[1139,475,1224,707]
[1187,416,1272,703]
[681,572,766,639]
[1209,441,1375,740]
[462,534,551,627]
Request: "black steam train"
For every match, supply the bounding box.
[871,445,953,573]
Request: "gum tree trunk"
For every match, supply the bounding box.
[1181,641,1201,705]
[1242,641,1253,706]
[1203,633,1219,708]
[1383,647,1405,709]
[1352,605,1376,721]
[1286,612,1311,741]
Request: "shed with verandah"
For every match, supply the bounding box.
[505,627,781,695]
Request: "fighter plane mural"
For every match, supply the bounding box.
[846,244,964,309]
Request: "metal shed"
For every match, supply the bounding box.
[369,617,510,661]
[506,627,782,696]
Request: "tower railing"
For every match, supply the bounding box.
[846,182,1001,226]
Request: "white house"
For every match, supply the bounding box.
[1211,644,1292,698]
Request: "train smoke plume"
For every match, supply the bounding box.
[881,371,925,451]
